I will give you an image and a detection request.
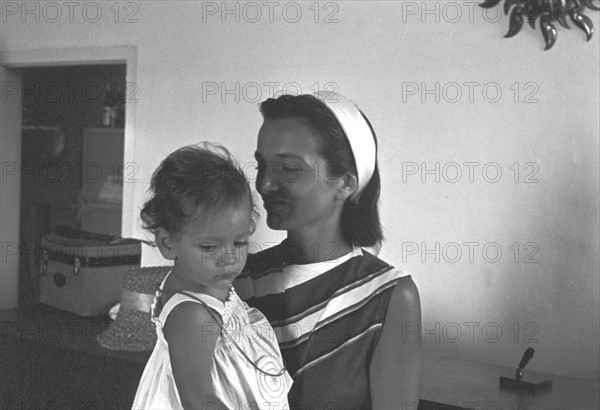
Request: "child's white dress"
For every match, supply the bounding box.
[133,281,292,410]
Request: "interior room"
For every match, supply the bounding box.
[1,1,598,409]
[18,64,127,307]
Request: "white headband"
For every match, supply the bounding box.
[314,91,376,201]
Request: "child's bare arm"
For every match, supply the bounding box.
[164,301,225,409]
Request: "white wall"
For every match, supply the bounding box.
[1,1,598,381]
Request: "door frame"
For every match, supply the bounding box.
[0,46,137,309]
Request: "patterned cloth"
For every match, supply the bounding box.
[235,242,408,410]
[97,266,170,351]
[133,273,292,409]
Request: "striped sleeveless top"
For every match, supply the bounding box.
[235,242,407,410]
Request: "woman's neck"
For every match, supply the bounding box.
[285,226,353,264]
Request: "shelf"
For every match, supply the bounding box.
[22,125,61,132]
[82,201,122,209]
[84,127,124,133]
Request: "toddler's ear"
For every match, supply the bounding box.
[155,228,176,260]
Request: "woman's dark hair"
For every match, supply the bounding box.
[140,143,257,237]
[259,94,383,247]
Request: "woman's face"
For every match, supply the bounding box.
[254,117,343,233]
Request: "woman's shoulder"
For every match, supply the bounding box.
[357,248,412,280]
[359,249,418,301]
[240,242,286,279]
[390,275,420,305]
[381,274,421,329]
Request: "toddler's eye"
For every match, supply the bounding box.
[235,241,249,248]
[200,245,218,252]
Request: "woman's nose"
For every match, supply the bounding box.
[256,163,278,195]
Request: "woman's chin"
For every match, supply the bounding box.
[266,214,288,230]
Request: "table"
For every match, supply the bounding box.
[1,304,150,409]
[420,356,600,410]
[2,306,598,410]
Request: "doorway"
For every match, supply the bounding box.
[19,64,127,308]
[0,46,137,310]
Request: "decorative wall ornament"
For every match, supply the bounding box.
[480,0,600,50]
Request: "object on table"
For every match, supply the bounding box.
[499,348,553,395]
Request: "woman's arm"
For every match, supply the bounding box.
[164,302,226,409]
[369,276,423,410]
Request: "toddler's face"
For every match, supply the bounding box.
[168,197,252,298]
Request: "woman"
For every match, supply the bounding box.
[235,91,423,409]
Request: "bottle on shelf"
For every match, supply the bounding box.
[113,89,125,128]
[102,84,115,127]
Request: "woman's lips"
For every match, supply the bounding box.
[263,199,288,212]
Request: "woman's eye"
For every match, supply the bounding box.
[282,165,302,181]
[235,241,249,248]
[200,245,217,252]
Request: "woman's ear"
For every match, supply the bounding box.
[155,228,177,260]
[336,172,358,201]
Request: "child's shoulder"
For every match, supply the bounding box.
[161,292,223,331]
[160,293,224,352]
[159,274,228,322]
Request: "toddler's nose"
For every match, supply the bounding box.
[220,248,239,266]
